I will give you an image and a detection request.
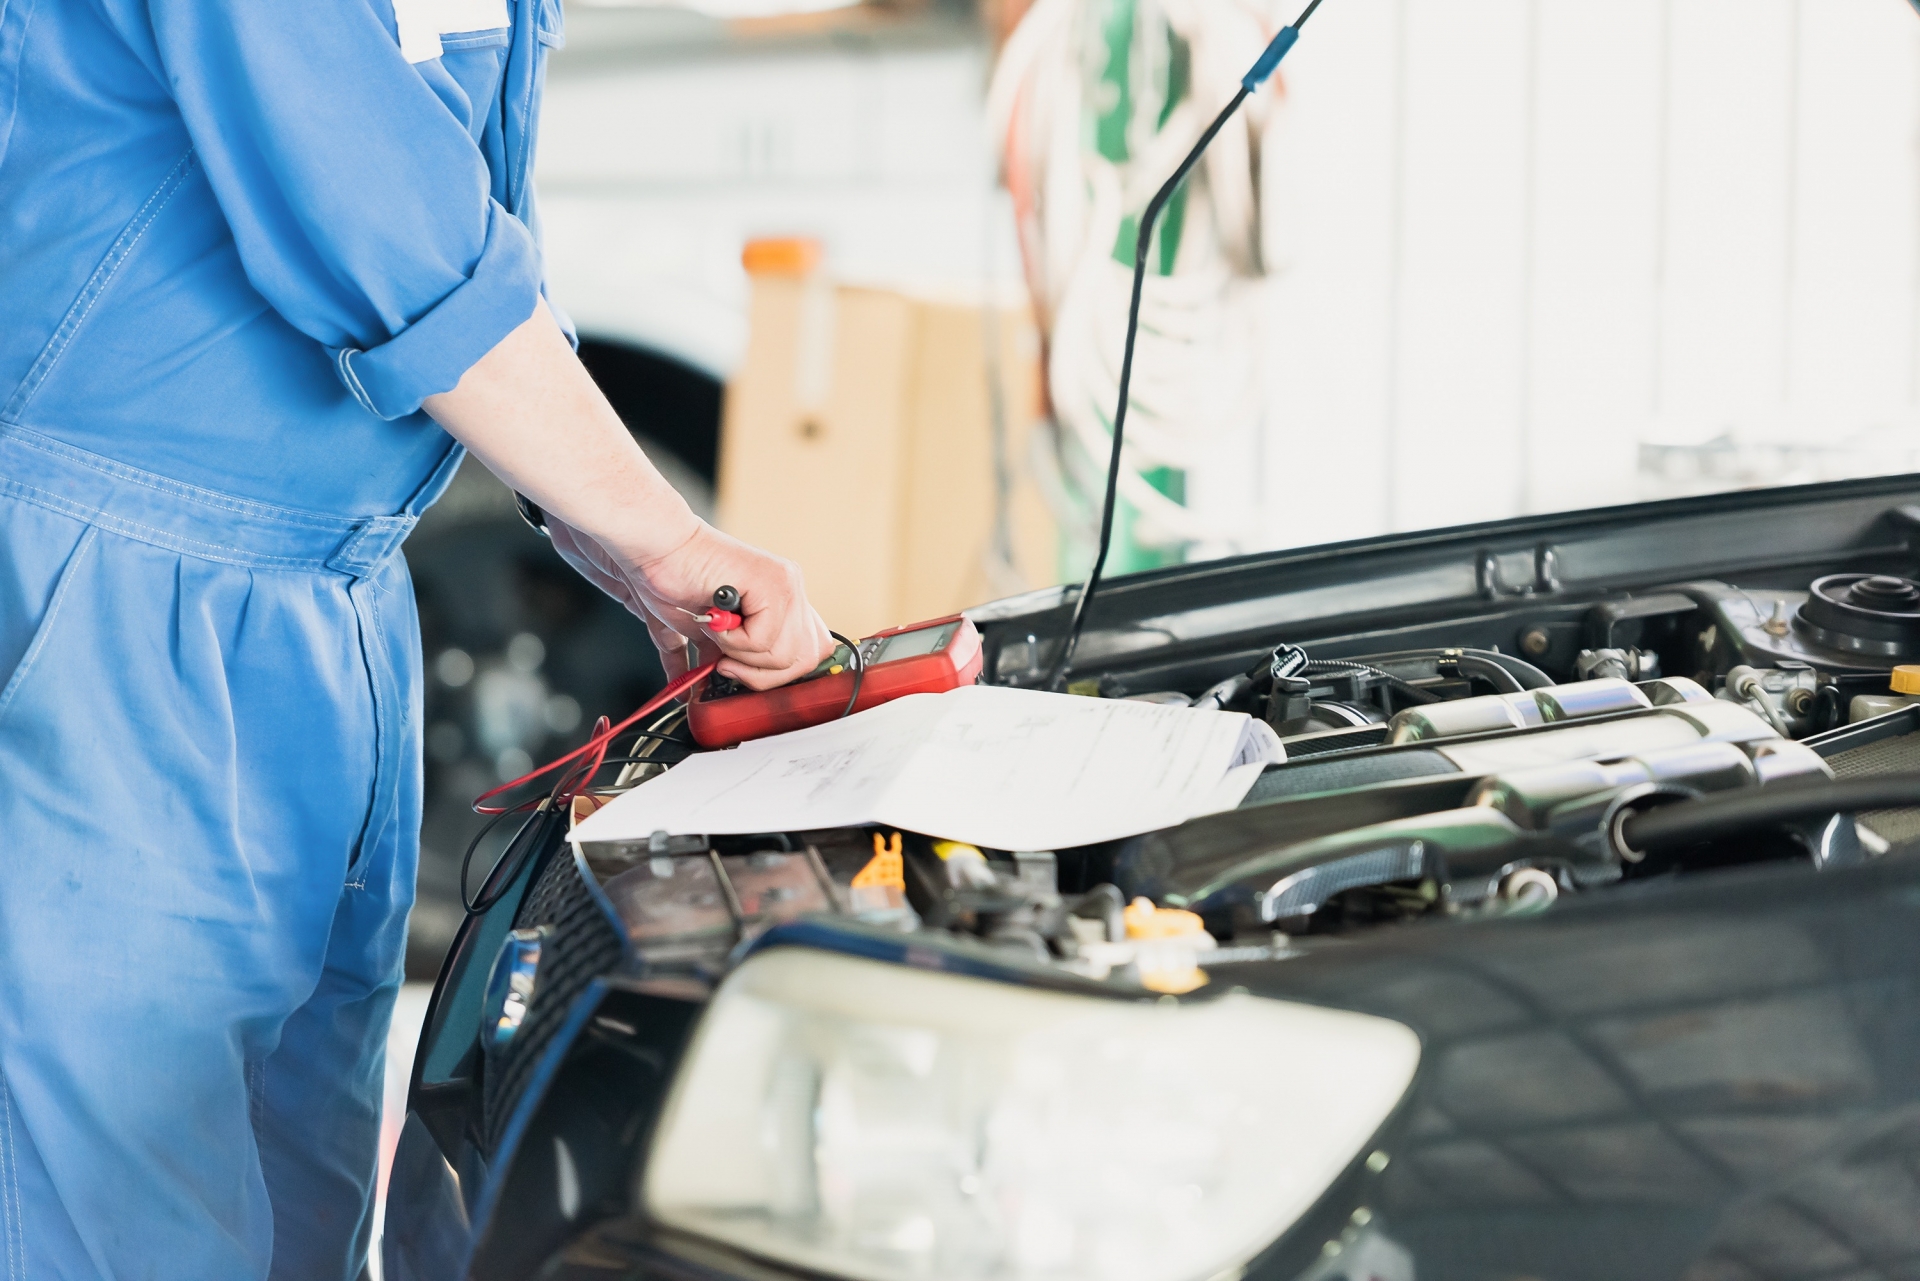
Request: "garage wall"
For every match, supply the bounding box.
[536,30,1020,378]
[1261,0,1920,549]
[535,0,1920,567]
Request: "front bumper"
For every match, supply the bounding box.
[388,823,1920,1281]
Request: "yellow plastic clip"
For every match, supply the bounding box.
[852,831,906,891]
[1124,896,1207,940]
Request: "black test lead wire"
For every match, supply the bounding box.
[830,630,865,720]
[1045,0,1327,691]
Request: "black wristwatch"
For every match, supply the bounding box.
[513,491,549,537]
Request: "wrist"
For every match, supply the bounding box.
[596,496,704,568]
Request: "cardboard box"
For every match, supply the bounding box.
[716,275,1056,639]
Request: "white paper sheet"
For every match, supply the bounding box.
[569,685,1284,851]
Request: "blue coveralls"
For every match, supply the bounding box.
[0,0,561,1274]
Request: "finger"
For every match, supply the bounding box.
[716,608,835,688]
[715,563,809,661]
[625,576,764,664]
[716,659,807,690]
[639,607,694,681]
[709,584,822,670]
[655,618,729,683]
[713,616,813,675]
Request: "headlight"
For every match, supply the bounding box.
[643,948,1419,1281]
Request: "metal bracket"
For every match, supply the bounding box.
[1476,543,1562,599]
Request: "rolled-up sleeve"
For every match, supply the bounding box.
[146,0,542,419]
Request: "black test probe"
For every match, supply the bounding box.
[1045,0,1328,690]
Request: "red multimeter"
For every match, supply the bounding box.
[686,615,984,748]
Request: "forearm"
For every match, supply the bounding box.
[422,299,834,687]
[422,301,701,564]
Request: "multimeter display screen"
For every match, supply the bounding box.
[871,622,957,663]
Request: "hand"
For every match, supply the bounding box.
[547,517,835,690]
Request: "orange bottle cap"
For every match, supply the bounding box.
[741,237,823,277]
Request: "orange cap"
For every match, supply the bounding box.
[1893,665,1920,695]
[741,237,823,277]
[1124,896,1208,940]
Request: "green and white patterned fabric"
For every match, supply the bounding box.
[992,0,1282,578]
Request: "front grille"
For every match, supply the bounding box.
[481,844,625,1153]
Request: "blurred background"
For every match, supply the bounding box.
[400,0,1920,976]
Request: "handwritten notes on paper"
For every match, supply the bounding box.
[570,685,1283,851]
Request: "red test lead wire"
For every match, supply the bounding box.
[471,659,717,816]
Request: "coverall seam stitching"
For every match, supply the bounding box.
[349,577,381,886]
[326,521,415,574]
[342,578,387,880]
[366,576,397,879]
[0,425,383,530]
[403,441,466,516]
[334,349,383,419]
[1,1074,19,1281]
[512,0,537,212]
[1,149,194,422]
[0,479,336,572]
[0,471,414,574]
[0,525,97,734]
[0,0,44,185]
[2,1075,17,1281]
[516,62,535,206]
[248,1060,265,1135]
[440,28,508,49]
[329,523,419,569]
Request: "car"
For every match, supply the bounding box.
[382,472,1920,1281]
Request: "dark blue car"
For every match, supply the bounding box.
[385,475,1920,1281]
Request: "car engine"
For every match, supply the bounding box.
[556,568,1920,1003]
[418,523,1920,1280]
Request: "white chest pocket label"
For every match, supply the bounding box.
[395,0,512,62]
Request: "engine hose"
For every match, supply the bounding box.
[1304,660,1443,705]
[1619,776,1920,852]
[1468,649,1554,691]
[1745,694,1795,740]
[1447,654,1525,695]
[1727,668,1795,739]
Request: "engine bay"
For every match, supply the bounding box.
[569,565,1920,996]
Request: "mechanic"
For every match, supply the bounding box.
[0,1,833,1276]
